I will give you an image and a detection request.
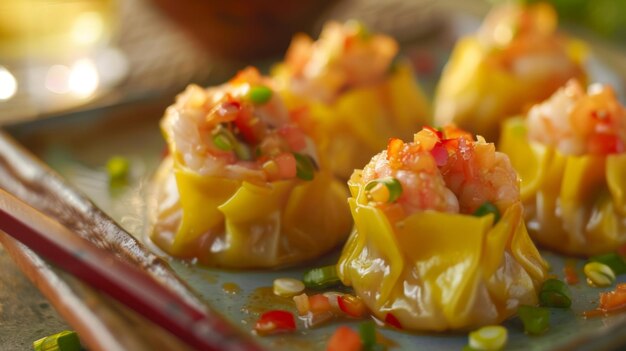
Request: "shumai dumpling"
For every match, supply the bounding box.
[500,79,626,256]
[338,125,547,331]
[434,2,587,142]
[151,67,352,268]
[273,21,431,179]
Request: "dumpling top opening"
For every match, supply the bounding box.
[161,67,317,183]
[358,125,519,221]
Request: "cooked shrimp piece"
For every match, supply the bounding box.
[161,67,317,183]
[527,79,626,155]
[283,21,398,102]
[359,125,519,219]
[434,2,586,142]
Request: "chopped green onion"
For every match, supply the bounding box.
[33,330,82,351]
[584,262,616,287]
[293,153,315,181]
[273,278,305,297]
[365,177,403,203]
[303,265,341,290]
[590,253,626,275]
[468,325,508,351]
[473,201,500,223]
[234,142,252,161]
[539,278,572,308]
[106,156,130,184]
[358,321,377,350]
[248,85,273,105]
[517,305,549,335]
[212,131,234,151]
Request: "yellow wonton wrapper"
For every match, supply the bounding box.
[500,118,626,256]
[276,62,431,179]
[151,156,352,268]
[434,36,586,142]
[337,171,547,331]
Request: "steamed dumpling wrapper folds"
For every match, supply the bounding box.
[338,171,547,331]
[434,3,587,142]
[500,118,626,256]
[278,62,431,179]
[152,157,352,268]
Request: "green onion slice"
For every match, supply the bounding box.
[358,321,377,349]
[212,131,234,151]
[517,305,549,335]
[106,156,130,184]
[590,253,626,275]
[303,265,341,290]
[248,85,273,105]
[33,330,82,351]
[293,153,315,181]
[365,177,403,203]
[234,142,252,161]
[539,278,572,308]
[468,325,508,351]
[473,201,500,223]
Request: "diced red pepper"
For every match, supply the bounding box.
[384,313,402,329]
[278,125,307,151]
[327,326,362,351]
[588,133,624,155]
[233,107,261,144]
[430,142,448,166]
[337,295,367,318]
[274,152,297,179]
[254,310,296,335]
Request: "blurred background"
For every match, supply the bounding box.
[0,0,624,124]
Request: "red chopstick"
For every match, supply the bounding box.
[0,189,262,351]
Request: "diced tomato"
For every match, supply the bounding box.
[278,125,307,151]
[233,108,261,144]
[309,294,332,314]
[430,142,449,166]
[384,313,402,329]
[254,310,296,335]
[600,283,626,312]
[337,295,367,318]
[327,326,362,351]
[564,261,579,285]
[274,153,297,179]
[588,133,624,155]
[387,138,405,167]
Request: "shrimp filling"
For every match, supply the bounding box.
[161,67,318,183]
[477,2,582,80]
[526,79,626,156]
[283,21,398,103]
[360,126,519,219]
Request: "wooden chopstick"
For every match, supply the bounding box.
[0,188,262,351]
